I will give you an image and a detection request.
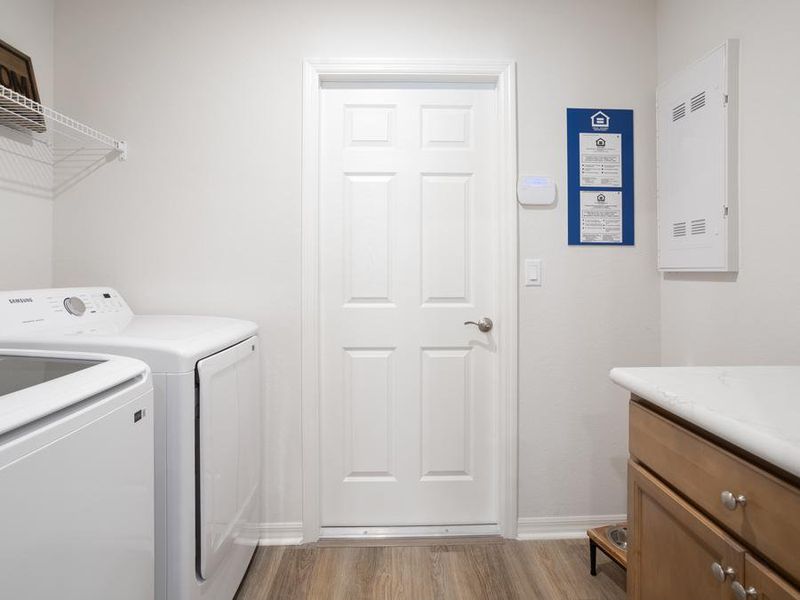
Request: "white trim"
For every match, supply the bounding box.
[516,515,628,541]
[301,57,323,547]
[320,524,500,540]
[301,58,518,544]
[257,522,304,546]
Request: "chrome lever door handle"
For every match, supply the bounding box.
[464,317,493,332]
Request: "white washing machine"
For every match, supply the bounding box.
[0,348,154,600]
[0,288,262,600]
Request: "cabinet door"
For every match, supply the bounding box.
[629,461,745,600]
[742,555,800,600]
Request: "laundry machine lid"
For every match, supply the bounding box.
[0,288,258,373]
[10,315,258,373]
[0,355,102,396]
[0,349,150,436]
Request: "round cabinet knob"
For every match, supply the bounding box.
[63,296,86,317]
[711,562,735,583]
[732,581,758,600]
[721,491,747,511]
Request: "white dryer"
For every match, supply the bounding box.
[0,288,262,600]
[0,348,154,600]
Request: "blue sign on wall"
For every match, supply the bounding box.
[567,108,634,246]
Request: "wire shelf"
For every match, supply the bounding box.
[0,83,126,198]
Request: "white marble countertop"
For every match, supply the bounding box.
[610,366,800,479]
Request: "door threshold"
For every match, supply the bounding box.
[319,523,500,541]
[317,535,503,548]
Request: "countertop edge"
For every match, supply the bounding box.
[610,367,800,480]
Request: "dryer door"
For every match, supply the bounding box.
[196,336,260,580]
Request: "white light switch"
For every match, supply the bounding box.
[524,259,543,287]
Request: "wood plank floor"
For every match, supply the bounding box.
[235,538,626,600]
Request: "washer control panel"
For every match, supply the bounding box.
[0,287,134,334]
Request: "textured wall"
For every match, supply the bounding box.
[52,0,659,530]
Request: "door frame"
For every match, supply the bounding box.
[301,58,518,542]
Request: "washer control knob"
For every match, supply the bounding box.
[63,296,86,317]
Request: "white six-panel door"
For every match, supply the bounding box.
[319,84,499,528]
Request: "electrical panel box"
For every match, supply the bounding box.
[657,40,739,271]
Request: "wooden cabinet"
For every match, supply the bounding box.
[743,555,800,600]
[629,462,743,599]
[629,399,800,600]
[630,402,800,583]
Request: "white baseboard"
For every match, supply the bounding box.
[256,516,626,545]
[517,514,627,541]
[256,522,304,546]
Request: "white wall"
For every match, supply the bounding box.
[658,0,800,366]
[52,0,659,532]
[0,0,53,290]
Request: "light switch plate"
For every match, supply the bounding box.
[524,259,543,287]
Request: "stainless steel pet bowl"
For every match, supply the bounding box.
[606,526,628,551]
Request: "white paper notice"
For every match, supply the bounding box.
[580,191,622,243]
[579,133,622,188]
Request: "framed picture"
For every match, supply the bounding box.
[0,38,40,102]
[0,38,44,132]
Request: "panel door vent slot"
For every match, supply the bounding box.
[673,221,687,237]
[672,103,687,121]
[690,91,706,112]
[690,218,707,235]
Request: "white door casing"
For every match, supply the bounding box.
[302,60,518,541]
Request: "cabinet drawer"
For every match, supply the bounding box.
[744,555,800,600]
[630,401,800,586]
[629,461,744,600]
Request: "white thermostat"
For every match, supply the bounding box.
[517,175,556,206]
